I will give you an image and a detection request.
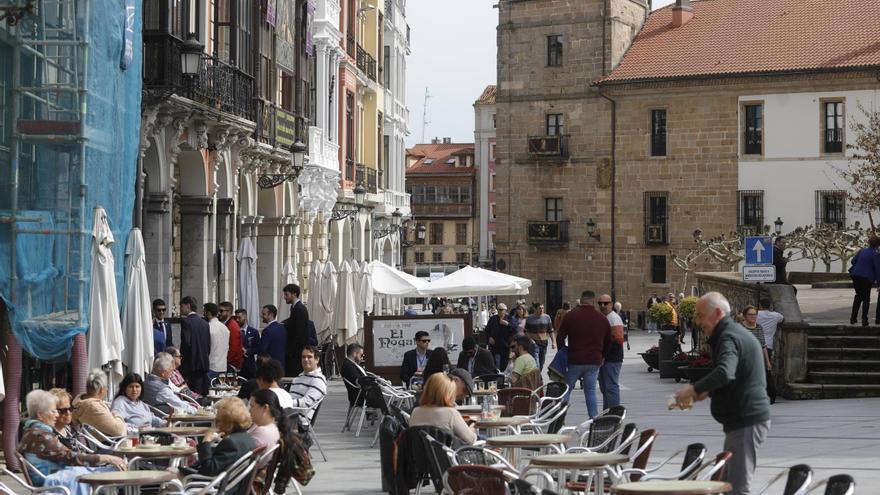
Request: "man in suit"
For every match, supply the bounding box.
[152,298,172,354]
[456,336,497,377]
[484,303,515,372]
[257,304,287,374]
[341,343,367,407]
[282,284,309,377]
[400,330,432,386]
[235,308,261,379]
[179,296,211,395]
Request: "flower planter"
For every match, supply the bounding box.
[678,365,713,383]
[639,352,659,372]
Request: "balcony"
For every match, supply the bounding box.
[143,33,254,121]
[527,220,570,244]
[356,44,377,82]
[345,158,355,182]
[355,162,365,185]
[528,135,569,157]
[347,35,356,58]
[366,168,378,194]
[411,203,473,218]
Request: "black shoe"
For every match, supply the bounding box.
[863,321,870,327]
[851,319,857,325]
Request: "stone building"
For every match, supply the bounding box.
[474,85,497,268]
[404,142,477,277]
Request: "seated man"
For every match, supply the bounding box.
[400,330,432,386]
[341,343,367,407]
[509,336,541,390]
[289,346,328,418]
[456,336,497,377]
[164,346,203,401]
[143,352,197,415]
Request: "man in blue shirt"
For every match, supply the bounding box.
[257,305,288,375]
[235,308,262,379]
[152,298,172,354]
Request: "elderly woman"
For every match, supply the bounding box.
[47,389,81,449]
[72,369,127,437]
[143,352,198,415]
[19,390,126,487]
[409,373,477,445]
[195,397,257,490]
[111,373,166,430]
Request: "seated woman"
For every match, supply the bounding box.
[18,390,126,487]
[72,369,127,438]
[247,389,281,452]
[255,359,294,409]
[195,397,257,491]
[422,347,451,382]
[409,374,477,445]
[48,389,85,452]
[248,389,314,492]
[111,373,165,431]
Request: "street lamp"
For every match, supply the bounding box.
[354,182,366,206]
[391,208,403,227]
[774,217,784,235]
[586,218,601,242]
[257,138,309,189]
[180,33,204,77]
[330,183,367,222]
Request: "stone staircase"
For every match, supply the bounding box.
[786,324,880,399]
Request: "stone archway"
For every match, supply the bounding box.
[142,137,173,303]
[176,148,213,304]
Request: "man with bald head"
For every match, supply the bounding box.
[674,292,770,495]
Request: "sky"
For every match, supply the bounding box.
[404,0,676,147]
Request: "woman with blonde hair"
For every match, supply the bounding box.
[409,374,477,445]
[195,397,257,485]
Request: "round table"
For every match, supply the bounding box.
[473,416,528,435]
[114,445,196,467]
[168,413,216,425]
[526,453,630,494]
[611,480,733,495]
[143,426,210,437]
[486,434,571,468]
[78,469,176,495]
[456,404,505,414]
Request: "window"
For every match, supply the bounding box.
[644,191,669,245]
[212,0,251,72]
[816,190,846,228]
[492,114,496,129]
[414,252,425,263]
[490,203,497,220]
[383,135,390,189]
[650,255,667,284]
[383,46,391,87]
[545,198,563,221]
[489,173,496,192]
[345,91,355,164]
[456,223,468,245]
[824,101,844,153]
[415,223,425,244]
[547,35,563,67]
[489,142,496,162]
[737,190,764,233]
[546,114,563,136]
[432,252,443,263]
[651,109,667,157]
[430,223,444,245]
[456,252,470,264]
[743,104,763,155]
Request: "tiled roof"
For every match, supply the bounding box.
[475,85,496,105]
[406,143,475,174]
[599,0,880,84]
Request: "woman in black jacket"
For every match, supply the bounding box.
[196,397,257,483]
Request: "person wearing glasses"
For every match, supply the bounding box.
[152,298,172,354]
[47,389,85,452]
[400,330,433,386]
[597,294,624,410]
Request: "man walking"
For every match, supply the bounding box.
[179,296,210,395]
[283,284,310,377]
[204,303,229,382]
[219,301,243,371]
[235,308,261,379]
[557,290,611,419]
[485,303,515,372]
[597,294,624,410]
[773,236,792,287]
[258,305,288,373]
[674,292,771,495]
[525,303,555,371]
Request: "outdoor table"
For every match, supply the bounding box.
[143,426,210,437]
[469,389,499,406]
[114,444,196,467]
[456,404,505,414]
[472,416,527,436]
[486,433,571,469]
[525,452,629,494]
[611,480,732,495]
[78,469,176,495]
[168,412,216,425]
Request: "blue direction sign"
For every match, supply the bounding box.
[744,236,773,266]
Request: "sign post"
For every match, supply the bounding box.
[743,236,775,283]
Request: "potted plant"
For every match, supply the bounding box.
[678,352,713,382]
[639,345,660,372]
[671,351,692,383]
[677,296,698,321]
[648,303,674,328]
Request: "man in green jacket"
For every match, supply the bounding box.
[674,292,771,495]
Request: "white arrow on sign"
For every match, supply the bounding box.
[752,239,765,263]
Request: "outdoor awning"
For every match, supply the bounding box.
[368,260,428,297]
[418,266,531,297]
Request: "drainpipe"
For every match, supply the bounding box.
[599,88,617,303]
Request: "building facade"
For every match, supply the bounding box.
[474,85,497,268]
[404,142,477,277]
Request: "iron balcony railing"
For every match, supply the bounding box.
[345,158,356,182]
[366,168,378,193]
[527,220,570,243]
[346,35,356,58]
[528,134,569,157]
[356,44,377,82]
[143,33,254,121]
[355,163,366,186]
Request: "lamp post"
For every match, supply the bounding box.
[774,217,784,235]
[258,138,308,189]
[586,218,601,242]
[180,33,203,78]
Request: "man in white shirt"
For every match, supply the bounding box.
[598,294,625,410]
[290,346,328,417]
[756,299,784,358]
[204,303,230,380]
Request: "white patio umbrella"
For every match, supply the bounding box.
[358,261,374,327]
[419,266,532,297]
[278,260,298,319]
[87,207,125,388]
[368,260,428,296]
[307,260,324,332]
[318,261,337,341]
[333,260,359,345]
[236,238,261,329]
[120,228,153,378]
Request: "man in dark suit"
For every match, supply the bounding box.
[341,343,367,407]
[257,304,287,374]
[235,308,261,379]
[400,330,432,386]
[152,298,173,353]
[282,284,310,377]
[456,336,497,377]
[179,296,211,395]
[484,303,515,372]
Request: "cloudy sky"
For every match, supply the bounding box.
[404,0,676,147]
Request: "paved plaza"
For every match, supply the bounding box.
[305,329,880,494]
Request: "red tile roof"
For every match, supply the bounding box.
[598,0,880,84]
[406,143,475,175]
[475,85,496,105]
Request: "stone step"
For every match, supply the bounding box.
[807,370,880,385]
[808,359,880,372]
[807,335,880,348]
[786,383,880,399]
[808,347,880,360]
[806,325,880,336]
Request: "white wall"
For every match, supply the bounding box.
[739,88,880,271]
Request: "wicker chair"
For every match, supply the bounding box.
[443,465,508,495]
[806,474,855,495]
[694,451,732,481]
[758,464,812,495]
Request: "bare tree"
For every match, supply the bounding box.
[837,104,880,232]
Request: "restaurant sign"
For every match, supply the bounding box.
[275,108,297,150]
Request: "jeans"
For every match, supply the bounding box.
[531,340,549,371]
[565,363,601,418]
[724,420,770,495]
[492,348,510,373]
[598,360,622,410]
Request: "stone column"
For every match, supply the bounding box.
[178,196,214,304]
[256,217,283,311]
[143,192,173,303]
[216,198,237,303]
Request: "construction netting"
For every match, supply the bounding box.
[0,0,141,360]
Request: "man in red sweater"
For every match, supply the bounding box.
[219,301,244,371]
[557,290,611,418]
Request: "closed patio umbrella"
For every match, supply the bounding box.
[120,228,153,378]
[333,260,359,346]
[87,207,125,388]
[308,260,324,332]
[358,261,374,327]
[236,238,261,330]
[278,260,298,319]
[318,261,337,341]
